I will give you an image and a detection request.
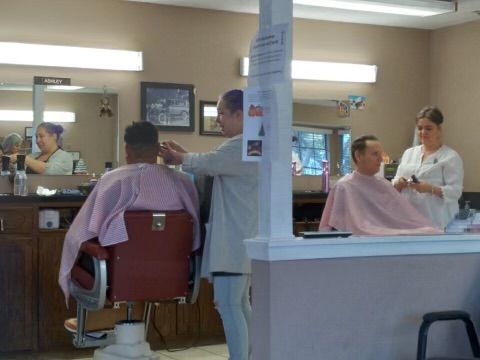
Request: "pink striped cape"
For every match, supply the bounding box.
[319,172,442,235]
[58,163,200,303]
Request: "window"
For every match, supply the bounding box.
[339,132,351,176]
[292,129,329,175]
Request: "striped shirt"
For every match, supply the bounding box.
[58,163,200,301]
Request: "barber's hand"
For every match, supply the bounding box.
[8,154,17,164]
[162,140,188,153]
[407,181,433,194]
[394,176,409,191]
[158,142,184,166]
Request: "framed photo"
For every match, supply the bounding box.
[199,100,222,136]
[25,127,33,140]
[68,151,81,161]
[141,82,195,131]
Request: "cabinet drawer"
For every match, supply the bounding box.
[0,207,33,233]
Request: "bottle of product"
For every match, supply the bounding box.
[104,161,113,173]
[14,155,28,196]
[321,160,329,193]
[90,173,98,185]
[1,156,11,176]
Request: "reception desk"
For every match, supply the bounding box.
[246,234,480,360]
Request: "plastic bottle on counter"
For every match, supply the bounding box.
[321,160,329,193]
[14,154,28,196]
[1,156,11,176]
[90,173,98,185]
[104,161,113,173]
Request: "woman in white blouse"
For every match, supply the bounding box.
[393,106,464,228]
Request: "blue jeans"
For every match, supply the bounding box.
[213,274,251,360]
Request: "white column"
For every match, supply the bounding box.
[254,0,294,241]
[32,84,45,153]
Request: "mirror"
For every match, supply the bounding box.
[0,83,119,175]
[292,99,351,176]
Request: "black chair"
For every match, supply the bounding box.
[417,311,480,360]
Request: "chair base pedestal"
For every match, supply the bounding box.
[93,320,159,360]
[93,342,159,360]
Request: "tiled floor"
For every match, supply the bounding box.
[76,344,229,360]
[1,344,228,360]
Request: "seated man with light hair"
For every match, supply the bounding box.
[319,135,442,235]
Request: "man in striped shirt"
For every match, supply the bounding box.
[58,121,200,302]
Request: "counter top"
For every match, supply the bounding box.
[0,194,87,203]
[293,190,328,199]
[245,233,480,262]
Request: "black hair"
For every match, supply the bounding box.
[124,121,158,146]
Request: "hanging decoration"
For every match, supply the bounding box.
[99,85,114,117]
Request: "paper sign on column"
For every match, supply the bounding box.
[247,23,288,87]
[242,23,287,162]
[242,87,276,162]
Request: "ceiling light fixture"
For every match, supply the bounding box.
[0,42,143,71]
[240,57,377,83]
[46,85,85,91]
[0,110,76,122]
[293,0,456,17]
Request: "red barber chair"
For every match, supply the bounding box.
[68,210,201,352]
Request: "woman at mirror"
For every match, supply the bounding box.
[9,123,73,175]
[2,133,23,172]
[2,133,23,156]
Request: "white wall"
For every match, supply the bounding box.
[0,0,432,178]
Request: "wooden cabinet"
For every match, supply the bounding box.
[0,206,34,233]
[0,206,34,352]
[292,192,327,236]
[38,230,77,350]
[148,280,224,345]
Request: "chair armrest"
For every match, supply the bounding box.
[70,238,108,311]
[80,238,109,260]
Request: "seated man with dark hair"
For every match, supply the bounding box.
[319,135,442,235]
[59,121,200,301]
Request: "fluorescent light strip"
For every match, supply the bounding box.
[240,57,377,83]
[293,0,455,17]
[0,42,143,71]
[0,110,76,122]
[46,85,84,91]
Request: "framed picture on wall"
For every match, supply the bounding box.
[67,151,81,161]
[25,127,33,140]
[199,100,222,136]
[140,82,195,131]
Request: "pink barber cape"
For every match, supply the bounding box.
[319,171,442,236]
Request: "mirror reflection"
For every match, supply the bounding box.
[0,84,118,175]
[292,99,351,176]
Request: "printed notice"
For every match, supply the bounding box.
[242,86,276,162]
[248,24,288,85]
